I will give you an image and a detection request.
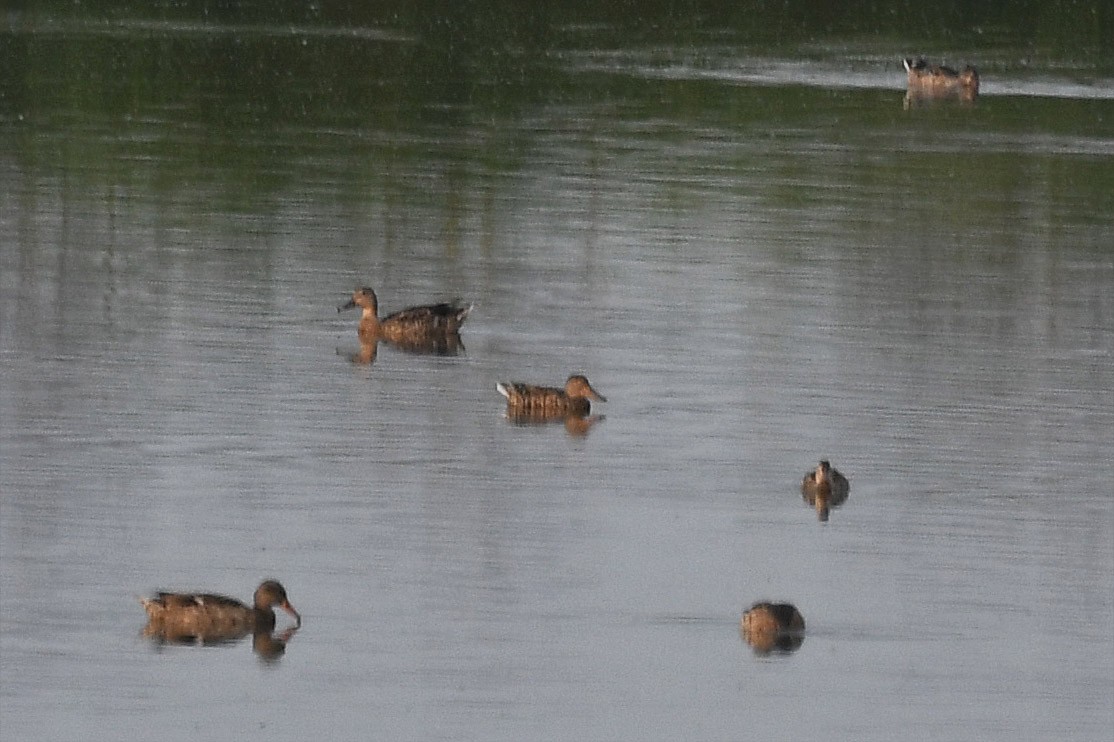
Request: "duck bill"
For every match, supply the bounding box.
[281,600,302,628]
[337,299,357,313]
[590,389,607,403]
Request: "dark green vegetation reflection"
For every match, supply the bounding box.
[3,1,1112,218]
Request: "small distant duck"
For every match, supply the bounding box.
[338,287,471,344]
[740,602,806,653]
[903,57,979,100]
[140,580,301,640]
[496,374,607,417]
[801,459,850,521]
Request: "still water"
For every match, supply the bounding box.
[2,7,1113,741]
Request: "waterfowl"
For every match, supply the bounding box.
[801,459,850,521]
[496,374,607,417]
[903,57,979,100]
[740,602,806,654]
[338,287,471,344]
[140,580,301,641]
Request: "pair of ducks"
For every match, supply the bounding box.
[143,586,810,656]
[338,286,608,419]
[740,461,851,652]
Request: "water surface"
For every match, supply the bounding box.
[2,7,1113,741]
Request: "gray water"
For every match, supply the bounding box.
[2,9,1113,742]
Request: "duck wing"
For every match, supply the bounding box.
[383,301,471,333]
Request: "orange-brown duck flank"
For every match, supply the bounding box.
[140,580,301,640]
[338,287,471,344]
[741,602,806,653]
[903,58,979,99]
[742,602,805,635]
[497,374,607,417]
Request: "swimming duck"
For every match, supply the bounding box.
[338,287,471,344]
[496,375,607,417]
[740,602,806,653]
[140,580,301,641]
[903,58,979,100]
[801,459,850,521]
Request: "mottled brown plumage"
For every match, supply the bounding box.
[496,375,607,417]
[338,287,471,345]
[903,58,979,101]
[740,602,806,654]
[140,580,301,642]
[800,460,850,521]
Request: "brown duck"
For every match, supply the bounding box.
[740,602,806,653]
[496,374,607,417]
[903,58,979,100]
[338,287,471,344]
[801,459,850,521]
[140,580,301,641]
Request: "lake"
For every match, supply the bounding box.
[1,4,1112,741]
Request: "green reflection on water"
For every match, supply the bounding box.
[1,1,1111,231]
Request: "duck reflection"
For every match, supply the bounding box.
[505,408,605,437]
[343,337,379,365]
[740,602,805,655]
[902,57,979,108]
[143,622,298,662]
[800,459,850,521]
[140,580,301,661]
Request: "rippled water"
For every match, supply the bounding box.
[2,12,1113,742]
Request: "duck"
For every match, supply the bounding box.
[801,459,850,521]
[740,602,806,653]
[338,287,471,345]
[903,57,979,100]
[496,374,607,417]
[140,580,301,641]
